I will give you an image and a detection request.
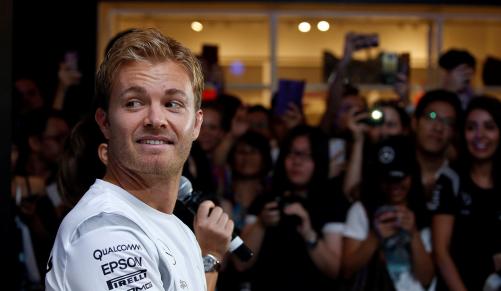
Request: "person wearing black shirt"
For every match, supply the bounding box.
[432,96,501,291]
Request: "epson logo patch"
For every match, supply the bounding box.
[126,282,153,291]
[106,269,147,290]
[101,256,143,275]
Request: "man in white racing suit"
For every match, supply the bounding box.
[45,28,233,291]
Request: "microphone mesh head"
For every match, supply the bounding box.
[178,176,193,201]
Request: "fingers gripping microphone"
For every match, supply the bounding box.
[178,176,253,262]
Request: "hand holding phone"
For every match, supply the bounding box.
[59,51,82,87]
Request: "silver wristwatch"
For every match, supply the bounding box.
[203,254,221,272]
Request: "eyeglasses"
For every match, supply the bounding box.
[286,150,312,161]
[423,111,456,127]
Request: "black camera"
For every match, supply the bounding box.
[274,195,305,226]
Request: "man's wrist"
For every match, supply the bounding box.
[304,231,319,250]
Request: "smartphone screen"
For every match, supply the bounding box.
[381,52,399,84]
[273,79,305,116]
[64,51,79,70]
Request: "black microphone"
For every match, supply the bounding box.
[178,176,253,262]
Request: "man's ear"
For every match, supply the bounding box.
[98,143,108,166]
[95,108,111,139]
[192,109,203,141]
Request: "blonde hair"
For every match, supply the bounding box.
[96,28,203,111]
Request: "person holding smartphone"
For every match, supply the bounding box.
[342,136,434,291]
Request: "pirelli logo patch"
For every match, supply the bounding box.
[106,269,147,290]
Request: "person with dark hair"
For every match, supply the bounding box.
[247,105,273,140]
[14,108,70,215]
[224,131,273,230]
[432,96,501,291]
[343,100,412,200]
[197,100,249,196]
[11,109,69,289]
[57,116,107,206]
[412,89,463,210]
[342,136,434,291]
[46,28,233,291]
[13,77,45,116]
[439,49,476,109]
[237,125,346,291]
[216,131,272,291]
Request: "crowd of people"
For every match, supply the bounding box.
[9,28,501,291]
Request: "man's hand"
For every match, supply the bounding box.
[194,200,233,260]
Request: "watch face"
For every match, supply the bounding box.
[203,256,213,266]
[203,255,220,272]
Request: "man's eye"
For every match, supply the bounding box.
[166,101,182,109]
[126,100,141,108]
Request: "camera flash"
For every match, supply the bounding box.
[371,109,383,121]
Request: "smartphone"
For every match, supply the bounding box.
[375,205,398,223]
[381,52,399,84]
[353,33,379,50]
[273,79,305,116]
[64,51,79,71]
[329,138,346,164]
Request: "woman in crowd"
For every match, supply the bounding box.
[432,96,501,291]
[236,125,346,291]
[223,131,273,229]
[342,135,434,291]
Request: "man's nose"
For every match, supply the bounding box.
[144,104,167,128]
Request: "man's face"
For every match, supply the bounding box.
[444,64,474,93]
[15,79,44,111]
[97,60,202,177]
[414,101,456,156]
[198,108,224,154]
[42,117,70,162]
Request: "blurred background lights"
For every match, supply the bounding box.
[229,60,245,76]
[191,21,203,32]
[298,21,311,33]
[317,21,330,32]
